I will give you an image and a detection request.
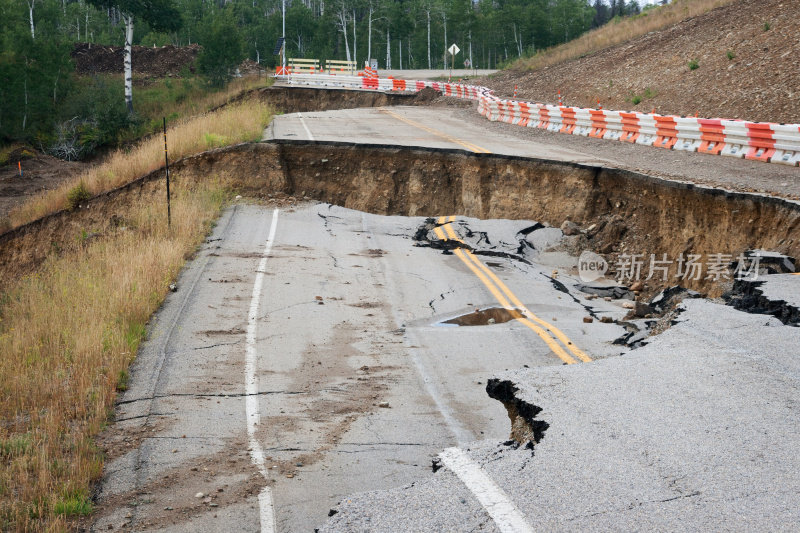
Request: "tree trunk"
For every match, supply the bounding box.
[426,8,431,69]
[469,31,473,69]
[22,77,28,131]
[123,14,134,114]
[27,0,35,39]
[442,14,447,68]
[337,9,351,61]
[385,29,390,69]
[353,8,357,66]
[367,4,372,64]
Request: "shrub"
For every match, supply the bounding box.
[726,50,736,60]
[688,59,699,71]
[204,132,228,148]
[632,94,642,105]
[66,182,91,210]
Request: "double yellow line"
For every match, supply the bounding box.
[380,109,491,153]
[434,216,591,365]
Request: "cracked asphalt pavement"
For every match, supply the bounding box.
[92,203,633,532]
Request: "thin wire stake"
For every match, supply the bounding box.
[163,117,171,228]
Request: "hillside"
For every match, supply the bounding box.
[481,0,800,124]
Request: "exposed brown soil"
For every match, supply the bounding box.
[0,153,84,222]
[71,42,200,77]
[246,85,439,112]
[480,0,800,123]
[3,140,798,297]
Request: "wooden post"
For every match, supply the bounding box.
[163,117,171,228]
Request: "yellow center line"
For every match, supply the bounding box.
[442,220,592,363]
[434,216,585,365]
[380,109,492,154]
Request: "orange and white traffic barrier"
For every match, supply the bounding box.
[770,124,800,166]
[602,111,624,141]
[636,113,658,147]
[559,106,578,135]
[744,123,776,162]
[673,117,703,152]
[653,115,679,149]
[619,112,640,143]
[574,108,593,136]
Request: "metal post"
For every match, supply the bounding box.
[163,117,171,228]
[282,0,286,70]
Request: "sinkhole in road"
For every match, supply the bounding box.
[441,307,523,327]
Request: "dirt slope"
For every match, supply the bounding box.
[481,0,800,124]
[71,43,200,77]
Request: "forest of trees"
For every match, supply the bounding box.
[0,0,667,150]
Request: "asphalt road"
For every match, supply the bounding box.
[93,203,632,532]
[324,299,800,531]
[264,106,614,166]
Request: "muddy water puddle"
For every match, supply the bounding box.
[437,307,523,327]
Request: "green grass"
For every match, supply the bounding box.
[0,434,32,458]
[688,59,699,71]
[53,490,93,517]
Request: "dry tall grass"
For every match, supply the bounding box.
[0,178,232,531]
[514,0,740,72]
[9,98,272,229]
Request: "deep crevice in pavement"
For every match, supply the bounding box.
[724,279,800,326]
[485,378,549,450]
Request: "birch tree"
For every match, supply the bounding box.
[87,0,181,114]
[333,0,351,61]
[25,0,35,39]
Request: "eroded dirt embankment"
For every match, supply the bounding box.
[224,86,440,113]
[2,140,799,295]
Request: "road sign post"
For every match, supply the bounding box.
[447,43,460,82]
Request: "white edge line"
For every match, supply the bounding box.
[439,447,534,533]
[246,208,280,533]
[297,112,315,141]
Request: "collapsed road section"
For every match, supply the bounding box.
[2,108,798,530]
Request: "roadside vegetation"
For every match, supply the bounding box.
[48,74,268,159]
[0,91,273,531]
[8,92,272,229]
[511,0,739,72]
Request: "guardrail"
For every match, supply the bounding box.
[273,72,800,167]
[325,59,357,75]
